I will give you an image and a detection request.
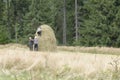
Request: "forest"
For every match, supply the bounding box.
[0,0,120,47]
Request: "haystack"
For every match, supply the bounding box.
[36,25,57,51]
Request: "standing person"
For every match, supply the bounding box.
[28,37,34,51]
[34,36,39,51]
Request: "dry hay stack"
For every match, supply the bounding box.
[36,25,57,51]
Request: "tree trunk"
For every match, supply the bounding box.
[7,0,11,40]
[14,0,18,43]
[63,0,67,45]
[75,0,78,41]
[15,23,18,43]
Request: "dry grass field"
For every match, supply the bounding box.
[0,44,120,80]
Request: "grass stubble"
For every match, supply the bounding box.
[0,44,119,80]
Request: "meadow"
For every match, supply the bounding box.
[0,44,120,80]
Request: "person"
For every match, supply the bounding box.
[28,37,34,51]
[36,27,42,36]
[34,36,39,51]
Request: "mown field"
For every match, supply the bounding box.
[0,44,120,80]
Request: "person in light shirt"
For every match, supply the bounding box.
[34,36,39,51]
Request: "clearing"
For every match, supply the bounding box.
[0,44,120,80]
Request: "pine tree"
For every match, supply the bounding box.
[79,0,120,47]
[0,0,9,44]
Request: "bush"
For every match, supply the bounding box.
[0,26,10,44]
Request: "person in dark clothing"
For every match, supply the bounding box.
[34,36,39,51]
[29,37,34,51]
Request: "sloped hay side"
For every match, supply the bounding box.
[37,25,57,51]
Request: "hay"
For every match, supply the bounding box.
[36,25,57,51]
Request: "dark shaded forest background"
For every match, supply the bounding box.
[0,0,120,47]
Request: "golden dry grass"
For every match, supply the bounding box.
[0,44,120,77]
[36,25,57,51]
[58,46,120,55]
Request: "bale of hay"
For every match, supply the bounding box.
[36,25,57,51]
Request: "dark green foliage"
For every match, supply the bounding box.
[0,0,9,44]
[1,0,120,47]
[0,26,10,44]
[78,0,120,47]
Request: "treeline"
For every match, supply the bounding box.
[0,0,120,47]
